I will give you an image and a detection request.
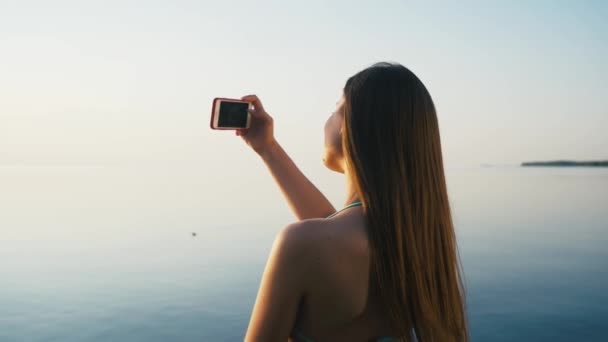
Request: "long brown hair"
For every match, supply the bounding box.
[342,62,468,341]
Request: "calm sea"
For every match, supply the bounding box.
[1,165,607,341]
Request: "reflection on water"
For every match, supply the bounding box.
[1,165,607,341]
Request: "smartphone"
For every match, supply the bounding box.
[210,98,252,130]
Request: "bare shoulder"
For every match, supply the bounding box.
[278,216,368,272]
[277,219,333,258]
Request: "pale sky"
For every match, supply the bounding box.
[1,1,606,171]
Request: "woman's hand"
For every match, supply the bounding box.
[236,94,276,155]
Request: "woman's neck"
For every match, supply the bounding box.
[344,167,360,206]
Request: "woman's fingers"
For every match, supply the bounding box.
[247,106,271,123]
[248,107,262,118]
[242,94,273,123]
[241,94,265,111]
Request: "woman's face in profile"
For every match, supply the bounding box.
[323,95,345,173]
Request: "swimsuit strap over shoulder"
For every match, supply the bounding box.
[325,200,362,218]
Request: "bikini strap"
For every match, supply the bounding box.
[326,200,362,218]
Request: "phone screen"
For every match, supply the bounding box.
[218,101,249,128]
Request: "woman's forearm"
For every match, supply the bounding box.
[258,140,335,220]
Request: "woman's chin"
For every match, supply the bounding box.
[322,154,344,173]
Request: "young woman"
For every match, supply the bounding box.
[239,62,468,342]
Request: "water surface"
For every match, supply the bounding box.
[1,165,606,341]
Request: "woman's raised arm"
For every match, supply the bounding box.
[237,94,335,220]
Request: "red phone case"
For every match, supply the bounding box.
[210,97,249,130]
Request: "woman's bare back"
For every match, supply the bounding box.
[290,206,399,341]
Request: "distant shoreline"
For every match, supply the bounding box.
[521,160,608,167]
